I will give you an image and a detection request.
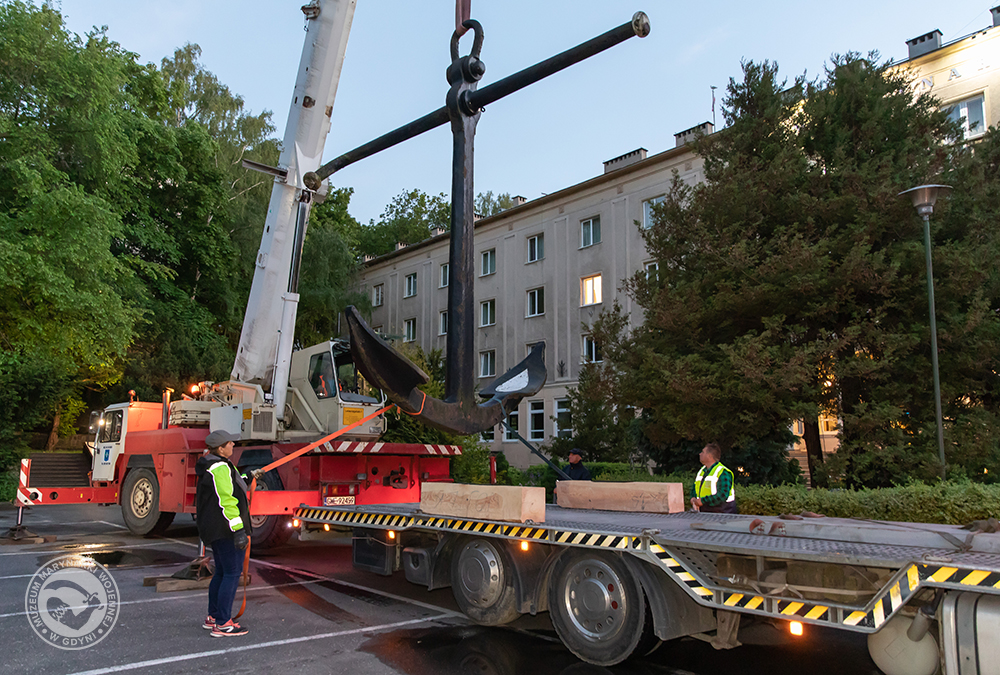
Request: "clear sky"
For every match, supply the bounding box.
[55,0,996,225]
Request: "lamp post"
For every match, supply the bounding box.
[899,184,952,480]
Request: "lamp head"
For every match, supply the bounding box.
[899,184,953,217]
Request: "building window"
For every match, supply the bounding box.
[527,234,544,262]
[529,400,545,441]
[403,318,416,342]
[555,398,572,438]
[372,284,384,307]
[581,273,602,306]
[439,310,449,335]
[947,94,985,140]
[504,409,519,441]
[643,196,665,229]
[372,325,383,336]
[527,287,544,317]
[481,426,495,442]
[481,248,496,276]
[479,350,496,378]
[480,299,496,327]
[645,261,659,280]
[439,263,450,288]
[404,273,417,298]
[583,334,602,363]
[581,216,601,248]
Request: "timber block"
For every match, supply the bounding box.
[420,483,545,523]
[555,481,684,514]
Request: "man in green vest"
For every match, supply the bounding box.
[690,442,738,514]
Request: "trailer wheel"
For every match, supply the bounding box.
[451,537,520,625]
[547,549,647,666]
[121,468,174,536]
[248,471,292,550]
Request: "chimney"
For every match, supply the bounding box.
[906,30,943,59]
[674,122,714,148]
[993,5,1000,27]
[362,254,375,263]
[512,195,527,206]
[395,241,406,251]
[430,226,446,237]
[603,148,648,174]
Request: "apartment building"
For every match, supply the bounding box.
[358,6,1000,469]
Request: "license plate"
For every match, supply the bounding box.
[325,496,355,506]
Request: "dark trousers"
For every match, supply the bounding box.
[208,537,241,624]
[701,501,739,514]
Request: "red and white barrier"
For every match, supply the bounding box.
[16,458,42,506]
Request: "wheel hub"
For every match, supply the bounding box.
[562,558,627,640]
[131,478,153,518]
[457,540,504,607]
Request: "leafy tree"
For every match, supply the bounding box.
[353,189,450,258]
[475,190,516,218]
[592,55,1000,488]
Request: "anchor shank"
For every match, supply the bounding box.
[445,84,481,407]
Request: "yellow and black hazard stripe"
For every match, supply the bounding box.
[550,531,633,549]
[296,507,414,529]
[648,543,713,598]
[919,563,1000,590]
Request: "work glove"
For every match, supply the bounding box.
[234,529,250,551]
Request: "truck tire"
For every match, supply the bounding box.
[547,549,647,666]
[451,537,520,625]
[248,471,292,550]
[121,468,174,536]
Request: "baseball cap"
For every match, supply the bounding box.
[568,448,583,458]
[205,430,241,449]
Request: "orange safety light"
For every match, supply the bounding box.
[190,384,200,395]
[520,541,530,552]
[323,524,330,532]
[291,518,300,528]
[387,530,396,540]
[789,621,804,636]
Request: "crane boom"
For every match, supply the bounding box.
[232,0,356,423]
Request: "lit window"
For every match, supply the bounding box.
[404,273,417,298]
[440,263,450,288]
[439,310,448,336]
[583,335,602,363]
[947,94,985,140]
[527,287,544,317]
[581,274,602,306]
[372,284,384,307]
[529,400,545,441]
[480,299,496,327]
[481,248,496,276]
[403,318,416,342]
[581,216,601,247]
[643,196,665,229]
[479,350,496,378]
[505,409,519,441]
[555,398,573,438]
[528,234,544,262]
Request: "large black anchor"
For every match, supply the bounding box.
[307,13,650,435]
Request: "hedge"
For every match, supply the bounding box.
[509,462,1000,525]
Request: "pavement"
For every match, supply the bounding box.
[0,503,880,675]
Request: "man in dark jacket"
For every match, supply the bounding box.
[196,430,251,637]
[564,448,592,480]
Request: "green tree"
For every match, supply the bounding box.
[593,55,1000,488]
[474,190,516,218]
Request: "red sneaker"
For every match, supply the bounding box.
[202,616,216,630]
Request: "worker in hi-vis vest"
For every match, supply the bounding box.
[690,442,739,514]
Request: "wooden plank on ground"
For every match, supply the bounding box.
[420,483,545,523]
[556,481,684,514]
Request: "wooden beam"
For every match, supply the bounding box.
[421,483,545,523]
[556,481,684,514]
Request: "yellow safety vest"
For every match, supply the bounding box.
[694,462,735,503]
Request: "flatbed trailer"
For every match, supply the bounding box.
[294,502,1000,673]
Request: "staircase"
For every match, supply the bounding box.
[28,451,92,487]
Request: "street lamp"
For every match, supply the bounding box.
[899,184,952,480]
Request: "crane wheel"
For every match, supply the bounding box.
[121,468,174,536]
[247,470,293,550]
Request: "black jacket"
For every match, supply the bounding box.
[195,453,251,544]
[564,462,592,480]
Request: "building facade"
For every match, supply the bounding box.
[357,7,1000,469]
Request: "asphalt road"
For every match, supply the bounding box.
[0,503,883,675]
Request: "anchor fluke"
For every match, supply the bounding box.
[344,306,546,435]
